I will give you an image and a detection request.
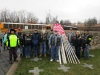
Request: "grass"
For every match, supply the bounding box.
[14,50,100,75]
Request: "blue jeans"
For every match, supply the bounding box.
[40,41,46,54]
[24,46,31,57]
[19,45,23,54]
[33,45,38,56]
[85,45,90,58]
[75,46,81,59]
[51,46,59,60]
[48,42,51,54]
[82,46,85,57]
[69,43,73,46]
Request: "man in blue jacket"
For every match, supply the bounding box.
[31,29,40,57]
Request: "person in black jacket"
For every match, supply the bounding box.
[83,30,92,59]
[23,32,31,58]
[81,31,85,57]
[17,29,23,57]
[39,27,47,57]
[73,31,82,59]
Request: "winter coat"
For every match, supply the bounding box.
[84,33,92,45]
[23,35,31,46]
[31,33,40,45]
[49,34,62,46]
[17,32,23,45]
[40,33,47,42]
[73,35,82,47]
[67,32,76,43]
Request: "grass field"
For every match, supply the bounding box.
[14,50,100,75]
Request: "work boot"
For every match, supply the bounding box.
[39,54,42,57]
[14,59,18,62]
[14,58,18,62]
[44,54,46,57]
[9,61,13,64]
[20,54,23,57]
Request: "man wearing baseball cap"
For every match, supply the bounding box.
[49,30,62,62]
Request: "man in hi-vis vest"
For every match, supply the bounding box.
[6,29,20,64]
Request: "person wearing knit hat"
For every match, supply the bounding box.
[10,29,16,32]
[6,28,20,64]
[18,28,22,31]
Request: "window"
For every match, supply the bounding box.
[17,24,23,29]
[16,24,19,28]
[9,24,12,28]
[32,25,34,29]
[24,26,28,29]
[36,25,38,29]
[20,24,23,29]
[28,25,31,29]
[4,24,8,28]
[13,24,16,28]
[39,25,42,29]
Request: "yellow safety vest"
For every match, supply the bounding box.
[6,34,20,47]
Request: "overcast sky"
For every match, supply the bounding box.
[0,0,100,23]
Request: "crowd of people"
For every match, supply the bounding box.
[0,27,92,64]
[67,28,92,60]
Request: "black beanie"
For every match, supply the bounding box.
[10,29,16,33]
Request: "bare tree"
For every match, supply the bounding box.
[9,11,18,23]
[18,10,26,23]
[51,16,58,23]
[45,10,58,24]
[60,20,64,25]
[26,12,38,23]
[84,17,97,27]
[63,20,71,26]
[0,9,10,22]
[77,21,82,24]
[0,9,38,23]
[45,10,52,24]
